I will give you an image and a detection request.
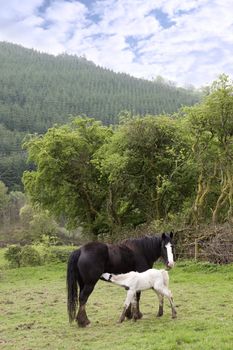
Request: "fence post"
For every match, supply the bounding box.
[194,239,198,261]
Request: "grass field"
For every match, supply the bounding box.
[1,249,233,350]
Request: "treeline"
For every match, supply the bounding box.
[0,181,25,241]
[0,180,74,245]
[0,42,200,190]
[22,75,233,238]
[0,42,200,131]
[0,124,28,190]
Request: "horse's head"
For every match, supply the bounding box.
[161,232,175,269]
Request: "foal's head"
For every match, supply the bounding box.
[161,232,175,269]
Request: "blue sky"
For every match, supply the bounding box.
[0,0,232,87]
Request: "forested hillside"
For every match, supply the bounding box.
[23,75,233,236]
[0,42,200,190]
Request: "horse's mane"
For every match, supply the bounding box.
[120,235,162,260]
[122,234,161,248]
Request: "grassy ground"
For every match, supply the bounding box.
[1,250,233,350]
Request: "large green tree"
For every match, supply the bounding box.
[23,117,112,234]
[96,115,195,227]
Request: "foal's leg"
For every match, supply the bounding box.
[154,290,164,317]
[167,291,177,319]
[119,290,135,323]
[160,288,177,319]
[125,292,143,320]
[131,294,139,321]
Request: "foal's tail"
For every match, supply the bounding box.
[161,270,169,288]
[67,249,81,323]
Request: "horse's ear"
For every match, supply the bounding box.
[170,231,173,239]
[162,233,166,240]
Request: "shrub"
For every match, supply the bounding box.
[50,246,75,263]
[20,245,42,266]
[4,245,22,267]
[4,244,75,268]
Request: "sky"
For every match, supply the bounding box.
[0,0,233,87]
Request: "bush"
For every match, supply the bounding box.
[50,246,75,263]
[4,245,22,267]
[4,244,75,268]
[20,245,41,266]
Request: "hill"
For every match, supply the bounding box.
[0,42,200,190]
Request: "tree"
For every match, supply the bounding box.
[95,115,194,227]
[0,42,200,190]
[184,74,233,223]
[0,181,9,228]
[23,117,112,234]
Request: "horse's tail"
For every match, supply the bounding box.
[67,249,81,323]
[161,269,169,288]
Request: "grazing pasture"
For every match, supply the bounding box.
[0,250,233,350]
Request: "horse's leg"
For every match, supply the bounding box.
[124,291,142,320]
[133,291,143,319]
[154,290,164,317]
[125,305,133,319]
[76,284,95,327]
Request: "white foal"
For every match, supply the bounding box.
[102,269,177,323]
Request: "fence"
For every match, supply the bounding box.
[176,237,233,264]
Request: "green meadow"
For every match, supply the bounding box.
[1,249,233,350]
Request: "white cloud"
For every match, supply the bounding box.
[0,0,232,87]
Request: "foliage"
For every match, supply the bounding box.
[50,246,75,263]
[23,117,112,234]
[27,210,58,240]
[20,245,42,266]
[96,115,195,230]
[4,245,22,267]
[24,115,195,236]
[34,237,74,264]
[0,187,26,242]
[183,74,233,224]
[3,243,75,268]
[0,180,9,210]
[0,42,200,190]
[19,203,58,240]
[22,75,233,238]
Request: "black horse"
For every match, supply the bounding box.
[67,232,174,327]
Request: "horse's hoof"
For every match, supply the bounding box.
[132,312,143,320]
[156,312,163,317]
[136,311,143,319]
[77,319,91,328]
[118,318,125,323]
[126,315,132,320]
[125,310,133,319]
